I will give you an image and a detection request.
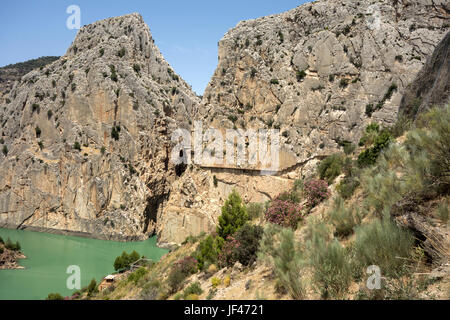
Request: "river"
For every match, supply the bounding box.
[0,228,168,300]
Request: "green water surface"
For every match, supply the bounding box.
[0,228,168,300]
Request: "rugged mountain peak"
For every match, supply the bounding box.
[0,14,199,240]
[199,0,449,174]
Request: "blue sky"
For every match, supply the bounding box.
[0,0,309,95]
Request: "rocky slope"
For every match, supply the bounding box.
[0,56,59,103]
[158,0,449,246]
[0,13,199,240]
[199,0,449,163]
[399,30,450,120]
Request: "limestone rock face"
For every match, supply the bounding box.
[399,30,450,120]
[198,0,449,167]
[0,13,199,240]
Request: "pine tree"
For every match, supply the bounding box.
[216,189,248,240]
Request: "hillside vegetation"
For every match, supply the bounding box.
[68,105,449,301]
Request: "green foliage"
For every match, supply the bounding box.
[223,224,263,267]
[0,236,3,244]
[5,238,21,251]
[258,224,306,299]
[128,267,148,284]
[87,278,98,296]
[318,154,344,184]
[113,250,141,271]
[117,48,126,58]
[216,190,248,240]
[328,197,361,237]
[46,293,64,300]
[109,65,118,82]
[35,126,41,138]
[270,79,279,85]
[47,110,53,119]
[246,202,264,220]
[111,126,120,140]
[307,233,352,299]
[2,145,8,156]
[73,141,81,151]
[358,130,393,167]
[296,70,306,82]
[183,282,203,299]
[194,235,221,270]
[213,175,218,187]
[353,217,414,277]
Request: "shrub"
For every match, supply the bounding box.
[128,267,148,284]
[353,217,414,277]
[318,154,344,184]
[218,224,263,268]
[336,176,359,199]
[328,197,361,237]
[211,277,221,288]
[117,48,126,58]
[265,198,303,229]
[183,282,203,299]
[216,190,248,240]
[113,250,140,271]
[357,130,393,167]
[5,238,21,251]
[73,141,81,151]
[0,236,3,244]
[270,79,279,85]
[87,278,98,296]
[47,110,53,119]
[246,203,264,220]
[307,234,352,299]
[46,293,64,300]
[35,126,41,138]
[213,175,218,187]
[2,145,8,156]
[296,70,306,82]
[304,179,330,208]
[258,224,306,299]
[111,126,120,140]
[435,200,449,224]
[194,235,220,270]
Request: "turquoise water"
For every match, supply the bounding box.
[0,228,168,300]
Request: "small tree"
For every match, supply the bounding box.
[216,190,248,240]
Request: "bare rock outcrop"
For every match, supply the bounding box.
[0,13,200,240]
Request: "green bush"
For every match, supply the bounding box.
[5,238,21,251]
[318,154,344,184]
[183,282,203,299]
[357,130,393,167]
[87,278,98,296]
[168,257,198,292]
[35,126,41,138]
[307,234,352,299]
[296,70,306,82]
[336,176,359,199]
[73,141,81,151]
[111,126,120,140]
[328,197,361,237]
[194,235,221,270]
[217,190,248,240]
[46,293,64,300]
[2,145,7,156]
[353,217,414,277]
[435,200,449,224]
[113,250,140,271]
[128,267,148,284]
[0,236,3,244]
[258,224,306,299]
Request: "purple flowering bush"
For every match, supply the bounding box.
[304,179,331,208]
[265,197,303,229]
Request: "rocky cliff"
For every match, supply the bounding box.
[0,1,449,246]
[158,0,449,246]
[0,13,199,240]
[399,30,450,120]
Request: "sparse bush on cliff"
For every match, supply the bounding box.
[87,278,98,296]
[304,179,331,208]
[5,238,21,251]
[318,154,344,184]
[358,129,393,168]
[183,282,203,299]
[194,235,221,271]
